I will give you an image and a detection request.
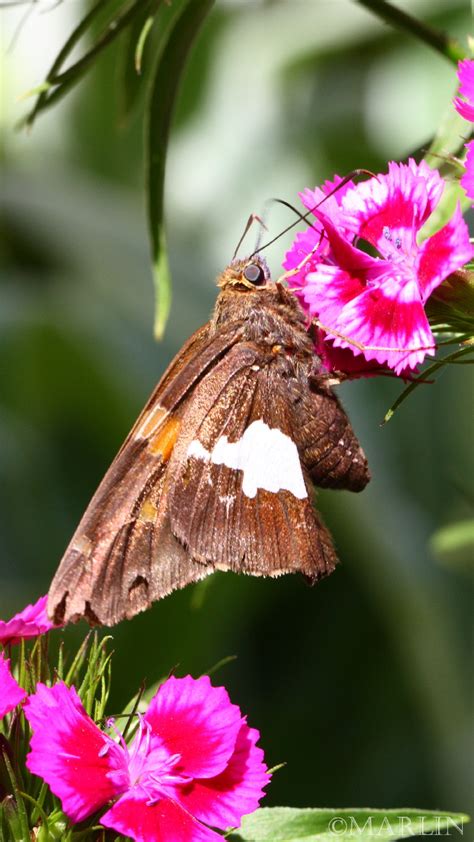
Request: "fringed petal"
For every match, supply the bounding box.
[101,794,222,842]
[145,675,242,780]
[25,682,127,822]
[175,723,269,830]
[417,203,474,301]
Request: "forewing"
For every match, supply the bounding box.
[48,323,243,626]
[168,349,337,582]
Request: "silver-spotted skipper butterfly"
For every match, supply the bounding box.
[48,256,370,626]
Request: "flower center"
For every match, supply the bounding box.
[383,225,402,251]
[124,717,192,805]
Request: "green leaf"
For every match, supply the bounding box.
[430,519,474,569]
[420,176,471,241]
[420,105,472,239]
[2,752,30,841]
[202,654,237,678]
[136,14,156,74]
[117,3,159,125]
[427,92,472,165]
[145,0,215,339]
[229,807,470,842]
[22,0,146,128]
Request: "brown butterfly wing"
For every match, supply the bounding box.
[168,346,338,582]
[294,378,370,491]
[47,323,244,626]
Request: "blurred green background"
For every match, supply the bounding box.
[1,0,473,823]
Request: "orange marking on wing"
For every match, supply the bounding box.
[139,499,158,523]
[148,416,181,460]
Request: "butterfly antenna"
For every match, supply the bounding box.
[252,199,275,252]
[272,199,321,231]
[251,168,375,257]
[232,213,268,260]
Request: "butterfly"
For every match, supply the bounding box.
[48,256,370,626]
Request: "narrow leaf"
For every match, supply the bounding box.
[230,807,469,842]
[146,0,215,338]
[23,0,123,128]
[2,752,30,841]
[118,5,158,126]
[136,15,156,73]
[203,655,238,678]
[383,344,474,423]
[23,0,146,128]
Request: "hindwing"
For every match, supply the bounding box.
[167,346,338,581]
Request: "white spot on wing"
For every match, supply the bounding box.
[186,419,307,500]
[187,440,210,461]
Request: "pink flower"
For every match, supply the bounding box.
[461,141,474,202]
[25,675,269,841]
[0,651,25,718]
[454,58,474,122]
[0,595,58,646]
[283,175,355,304]
[314,329,389,378]
[285,160,473,375]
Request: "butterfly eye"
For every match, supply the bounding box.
[243,263,266,286]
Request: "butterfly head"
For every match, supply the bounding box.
[217,256,271,291]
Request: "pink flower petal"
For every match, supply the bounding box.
[145,675,242,780]
[301,211,387,323]
[313,209,384,277]
[461,141,474,202]
[282,176,358,300]
[25,682,127,823]
[458,59,474,103]
[283,226,326,272]
[283,227,327,307]
[417,203,474,301]
[300,174,355,225]
[315,331,387,377]
[101,793,222,842]
[0,596,58,646]
[341,160,444,254]
[303,263,367,321]
[454,58,474,122]
[175,723,269,830]
[304,212,435,373]
[0,652,25,718]
[329,275,436,374]
[454,97,474,122]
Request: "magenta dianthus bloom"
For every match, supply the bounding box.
[284,160,473,375]
[283,174,355,305]
[461,141,474,203]
[25,674,269,841]
[0,651,25,718]
[0,595,58,646]
[453,58,474,123]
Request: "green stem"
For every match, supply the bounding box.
[353,0,467,65]
[18,792,50,840]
